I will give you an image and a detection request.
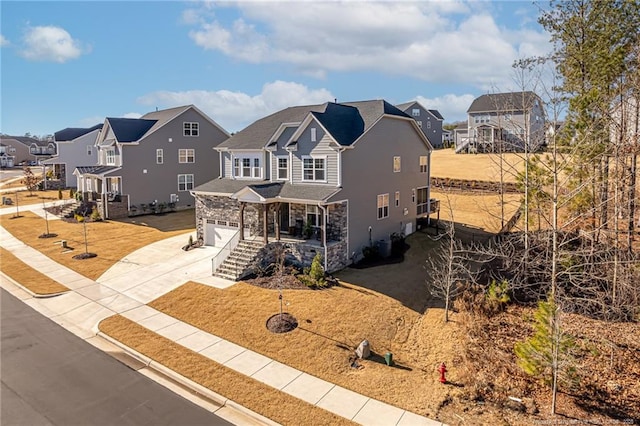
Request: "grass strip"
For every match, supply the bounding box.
[0,247,69,295]
[99,315,357,426]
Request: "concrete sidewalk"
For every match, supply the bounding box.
[0,222,445,426]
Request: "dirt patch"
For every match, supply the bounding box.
[0,247,69,295]
[99,315,356,426]
[0,210,195,280]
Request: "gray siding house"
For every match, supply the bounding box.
[42,124,102,188]
[455,91,546,153]
[192,100,433,277]
[0,136,56,165]
[397,101,444,149]
[74,105,229,219]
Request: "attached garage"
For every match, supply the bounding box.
[203,219,239,247]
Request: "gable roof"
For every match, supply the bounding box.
[428,109,444,120]
[0,136,52,147]
[342,100,409,131]
[105,118,157,143]
[309,103,364,146]
[467,91,540,114]
[54,124,103,142]
[218,104,328,150]
[193,178,340,203]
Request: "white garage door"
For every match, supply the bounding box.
[204,220,238,248]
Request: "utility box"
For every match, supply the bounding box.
[356,340,370,359]
[384,352,393,366]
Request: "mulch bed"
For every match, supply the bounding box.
[246,274,309,289]
[266,312,298,333]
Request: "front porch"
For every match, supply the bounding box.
[197,195,349,273]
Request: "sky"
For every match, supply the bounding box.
[1,0,552,137]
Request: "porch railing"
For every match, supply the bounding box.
[211,229,241,275]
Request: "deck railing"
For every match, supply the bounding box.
[211,229,241,275]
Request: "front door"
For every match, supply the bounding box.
[280,203,290,233]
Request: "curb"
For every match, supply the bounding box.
[97,331,280,426]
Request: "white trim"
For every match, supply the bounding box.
[301,155,327,183]
[178,148,195,164]
[377,193,389,220]
[275,155,289,181]
[178,173,194,191]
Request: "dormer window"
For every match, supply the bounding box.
[412,108,420,117]
[233,155,262,178]
[184,122,199,137]
[105,148,116,165]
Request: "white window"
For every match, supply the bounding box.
[178,174,194,191]
[417,187,429,214]
[277,157,288,180]
[504,114,512,120]
[105,148,116,165]
[179,149,195,163]
[377,194,389,219]
[412,188,416,203]
[87,146,92,156]
[427,121,431,129]
[234,156,261,178]
[416,120,422,128]
[306,204,322,228]
[303,157,325,181]
[183,122,199,137]
[419,156,428,173]
[393,156,401,173]
[311,127,317,142]
[395,191,400,207]
[156,149,163,164]
[412,108,420,117]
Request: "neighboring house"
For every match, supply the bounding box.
[42,124,103,188]
[455,91,546,153]
[396,101,444,149]
[192,100,434,278]
[74,105,229,219]
[0,136,56,165]
[442,129,453,148]
[0,143,15,168]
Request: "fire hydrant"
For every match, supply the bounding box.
[438,362,448,384]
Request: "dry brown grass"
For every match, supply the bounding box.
[2,189,72,206]
[148,281,465,422]
[99,315,356,426]
[0,210,195,280]
[0,247,69,295]
[431,189,522,233]
[431,148,525,182]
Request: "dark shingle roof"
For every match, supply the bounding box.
[106,118,157,143]
[467,91,540,113]
[218,104,327,150]
[343,100,410,131]
[0,136,51,147]
[75,166,120,175]
[311,103,364,146]
[54,124,103,142]
[193,178,340,202]
[428,109,444,120]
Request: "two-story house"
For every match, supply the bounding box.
[42,124,103,188]
[0,136,56,165]
[397,101,444,149]
[455,91,546,153]
[0,143,16,168]
[192,100,434,278]
[74,105,229,219]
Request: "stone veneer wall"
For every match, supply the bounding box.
[195,195,261,242]
[98,194,129,219]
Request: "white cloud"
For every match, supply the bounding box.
[20,25,88,63]
[416,93,476,122]
[186,2,550,89]
[0,35,9,47]
[122,112,142,119]
[137,80,335,132]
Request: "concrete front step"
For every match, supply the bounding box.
[213,240,265,280]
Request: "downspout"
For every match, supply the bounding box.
[289,150,293,185]
[218,150,222,178]
[319,204,328,271]
[427,151,432,225]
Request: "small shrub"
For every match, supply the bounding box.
[75,214,85,223]
[157,202,167,214]
[362,244,380,262]
[486,279,510,314]
[303,221,314,239]
[58,189,63,200]
[69,188,74,199]
[390,232,405,256]
[90,206,102,222]
[309,253,325,285]
[188,234,193,247]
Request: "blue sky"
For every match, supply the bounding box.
[1,1,551,137]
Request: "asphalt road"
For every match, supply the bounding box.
[1,289,233,426]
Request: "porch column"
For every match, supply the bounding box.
[274,202,281,241]
[262,204,269,244]
[239,202,245,241]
